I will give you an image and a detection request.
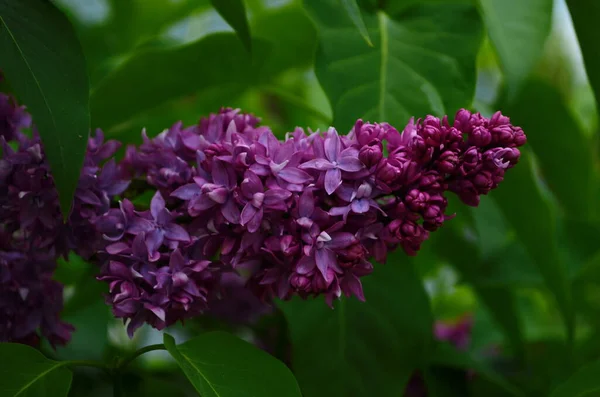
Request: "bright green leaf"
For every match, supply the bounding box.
[550,360,600,397]
[90,33,268,133]
[477,0,553,98]
[304,0,483,130]
[566,0,600,115]
[0,343,72,397]
[492,150,574,343]
[209,0,252,52]
[0,0,90,218]
[163,332,302,397]
[339,0,373,46]
[279,255,433,397]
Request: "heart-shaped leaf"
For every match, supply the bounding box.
[0,0,90,217]
[163,332,301,397]
[303,0,483,130]
[0,343,72,397]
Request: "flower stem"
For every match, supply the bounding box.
[65,359,110,369]
[117,343,167,369]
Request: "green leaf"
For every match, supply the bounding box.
[0,343,72,397]
[55,301,110,361]
[476,0,552,97]
[303,0,483,130]
[0,0,90,218]
[163,332,301,397]
[209,0,252,52]
[339,0,373,47]
[431,204,525,360]
[492,150,574,343]
[566,0,600,115]
[550,360,600,397]
[279,255,433,397]
[430,342,524,396]
[505,78,598,219]
[252,4,317,81]
[90,33,268,133]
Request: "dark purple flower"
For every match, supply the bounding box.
[240,171,291,232]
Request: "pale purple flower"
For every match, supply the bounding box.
[299,128,365,194]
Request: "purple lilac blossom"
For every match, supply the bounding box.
[97,107,526,335]
[0,90,128,346]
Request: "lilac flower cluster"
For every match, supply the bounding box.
[96,107,526,335]
[0,94,129,345]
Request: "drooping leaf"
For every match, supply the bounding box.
[279,255,433,397]
[550,360,600,397]
[163,332,301,397]
[566,0,600,115]
[209,0,252,52]
[505,78,598,219]
[0,0,90,217]
[303,0,483,130]
[492,150,574,343]
[339,0,373,46]
[0,343,72,397]
[90,33,268,133]
[477,0,553,97]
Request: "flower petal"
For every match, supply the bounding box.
[128,217,154,235]
[351,199,370,213]
[150,191,166,220]
[298,189,314,217]
[145,229,165,259]
[298,158,335,170]
[324,168,342,195]
[171,183,201,200]
[106,242,129,255]
[324,128,341,162]
[241,203,258,226]
[342,273,365,301]
[337,156,365,172]
[278,167,312,184]
[327,232,356,249]
[246,207,263,233]
[264,188,292,206]
[315,248,336,281]
[221,198,241,224]
[164,223,191,242]
[296,255,316,274]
